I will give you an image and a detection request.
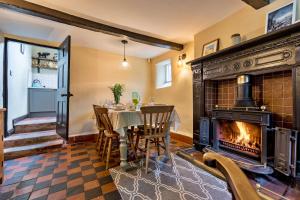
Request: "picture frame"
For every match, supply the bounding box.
[294,0,300,23]
[265,2,294,33]
[202,39,219,56]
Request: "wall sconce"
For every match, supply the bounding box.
[178,53,187,66]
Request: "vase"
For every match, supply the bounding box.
[114,95,120,104]
[231,33,241,45]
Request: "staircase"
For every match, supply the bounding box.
[4,117,64,160]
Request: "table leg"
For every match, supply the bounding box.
[119,127,137,171]
[119,132,129,169]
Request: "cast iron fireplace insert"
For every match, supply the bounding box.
[211,109,272,166]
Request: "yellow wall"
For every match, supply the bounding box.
[150,42,194,137]
[195,0,292,57]
[70,46,151,135]
[2,34,151,136]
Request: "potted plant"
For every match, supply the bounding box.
[109,83,125,105]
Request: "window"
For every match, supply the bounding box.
[156,59,172,89]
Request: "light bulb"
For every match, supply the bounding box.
[122,58,128,67]
[178,59,182,66]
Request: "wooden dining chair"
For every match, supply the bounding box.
[93,105,105,153]
[95,107,137,170]
[94,107,119,169]
[139,105,174,173]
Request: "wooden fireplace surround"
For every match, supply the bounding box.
[189,22,300,178]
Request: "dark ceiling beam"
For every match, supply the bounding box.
[0,0,184,51]
[241,0,270,9]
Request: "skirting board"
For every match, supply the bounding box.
[68,132,192,145]
[12,114,28,126]
[7,128,14,137]
[170,132,193,145]
[68,133,97,144]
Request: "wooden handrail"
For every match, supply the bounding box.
[203,152,261,200]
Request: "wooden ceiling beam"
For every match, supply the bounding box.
[0,0,184,50]
[242,0,270,9]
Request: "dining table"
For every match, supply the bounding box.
[108,108,180,170]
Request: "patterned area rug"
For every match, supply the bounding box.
[110,153,232,200]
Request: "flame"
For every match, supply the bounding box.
[236,121,250,144]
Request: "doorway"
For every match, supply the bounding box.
[3,37,71,143]
[6,40,58,135]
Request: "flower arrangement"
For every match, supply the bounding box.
[109,83,125,104]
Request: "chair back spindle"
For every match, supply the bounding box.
[93,106,114,136]
[140,105,174,137]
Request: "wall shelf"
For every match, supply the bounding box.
[32,57,57,72]
[32,66,57,70]
[32,57,57,62]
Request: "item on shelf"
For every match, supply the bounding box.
[266,2,294,33]
[231,33,241,45]
[38,52,50,58]
[202,39,219,56]
[32,79,42,88]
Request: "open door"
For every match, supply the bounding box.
[56,36,72,140]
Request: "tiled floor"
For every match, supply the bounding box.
[0,140,191,200]
[2,139,297,200]
[1,143,120,200]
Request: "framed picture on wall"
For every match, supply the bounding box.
[202,39,219,56]
[294,0,300,23]
[266,2,294,33]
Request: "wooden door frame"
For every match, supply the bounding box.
[2,37,58,137]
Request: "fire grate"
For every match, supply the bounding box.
[219,139,260,158]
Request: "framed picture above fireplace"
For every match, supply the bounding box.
[266,2,294,33]
[202,39,219,56]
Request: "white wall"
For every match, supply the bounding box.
[7,42,32,130]
[31,46,58,89]
[31,68,58,89]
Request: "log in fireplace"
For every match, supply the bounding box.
[189,23,300,178]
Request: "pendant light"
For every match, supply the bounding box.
[121,40,128,67]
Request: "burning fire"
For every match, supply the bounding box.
[236,121,250,145]
[218,120,261,157]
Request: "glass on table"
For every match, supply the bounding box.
[132,92,140,109]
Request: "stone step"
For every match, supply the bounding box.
[4,130,60,148]
[14,117,56,133]
[4,139,64,160]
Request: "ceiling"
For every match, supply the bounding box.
[0,0,246,58]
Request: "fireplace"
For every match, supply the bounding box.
[190,24,300,177]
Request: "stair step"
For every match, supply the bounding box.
[4,139,64,160]
[14,117,56,133]
[4,130,60,148]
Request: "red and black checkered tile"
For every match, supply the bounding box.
[0,143,123,200]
